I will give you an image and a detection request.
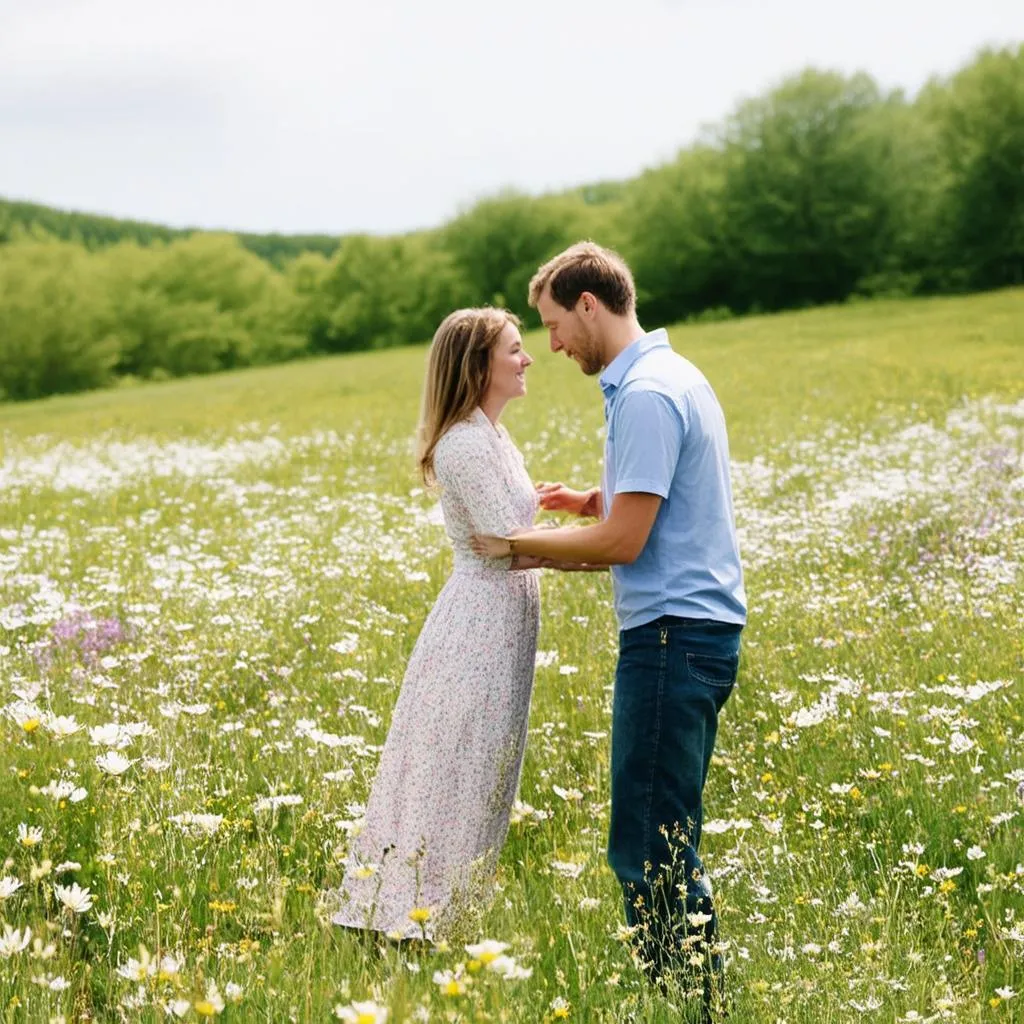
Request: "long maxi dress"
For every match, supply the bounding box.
[332,408,540,939]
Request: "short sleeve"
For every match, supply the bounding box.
[610,388,684,499]
[434,427,525,536]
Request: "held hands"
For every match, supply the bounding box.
[470,481,605,569]
[535,482,601,518]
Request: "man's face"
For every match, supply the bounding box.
[536,287,604,376]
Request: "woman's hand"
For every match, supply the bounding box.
[535,482,602,518]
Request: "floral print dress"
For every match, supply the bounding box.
[332,408,540,939]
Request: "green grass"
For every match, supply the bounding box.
[0,288,1022,1022]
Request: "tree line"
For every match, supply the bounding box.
[0,198,341,264]
[1,45,1021,401]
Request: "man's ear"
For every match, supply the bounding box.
[579,291,598,318]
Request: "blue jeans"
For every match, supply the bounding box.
[608,615,741,981]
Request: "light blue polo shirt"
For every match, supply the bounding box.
[600,328,746,631]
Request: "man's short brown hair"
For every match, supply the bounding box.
[528,241,636,315]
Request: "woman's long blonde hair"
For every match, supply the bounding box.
[417,306,520,485]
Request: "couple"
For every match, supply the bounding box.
[331,242,746,1013]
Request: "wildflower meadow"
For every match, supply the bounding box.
[1,289,1022,1023]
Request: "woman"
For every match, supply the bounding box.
[332,307,556,941]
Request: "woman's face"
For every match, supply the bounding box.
[485,322,533,403]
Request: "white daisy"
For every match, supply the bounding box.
[334,1000,389,1023]
[117,956,155,981]
[465,940,509,964]
[17,823,43,848]
[0,877,24,901]
[46,715,82,738]
[253,794,303,813]
[89,723,126,747]
[168,813,223,837]
[95,751,133,776]
[54,882,94,914]
[0,925,31,957]
[486,955,532,980]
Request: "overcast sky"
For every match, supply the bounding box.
[1,0,1021,236]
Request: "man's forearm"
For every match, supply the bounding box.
[514,521,631,565]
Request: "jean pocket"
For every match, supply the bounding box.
[685,652,738,689]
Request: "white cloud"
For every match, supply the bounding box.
[0,0,1021,233]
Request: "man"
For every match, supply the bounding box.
[472,241,746,1017]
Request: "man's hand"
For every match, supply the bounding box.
[536,482,602,518]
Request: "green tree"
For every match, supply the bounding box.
[0,239,120,400]
[620,144,733,324]
[314,233,469,353]
[285,251,334,352]
[718,69,893,311]
[103,234,304,378]
[441,191,590,321]
[932,45,1024,289]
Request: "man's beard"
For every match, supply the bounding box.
[574,326,603,376]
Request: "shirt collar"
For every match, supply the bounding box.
[599,328,670,395]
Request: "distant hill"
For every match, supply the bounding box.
[0,196,342,265]
[0,178,629,269]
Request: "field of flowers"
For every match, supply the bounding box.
[1,289,1022,1023]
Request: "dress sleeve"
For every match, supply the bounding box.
[434,427,526,536]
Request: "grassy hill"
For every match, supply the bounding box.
[0,290,1021,1022]
[3,288,1021,456]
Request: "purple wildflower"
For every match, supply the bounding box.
[36,609,130,670]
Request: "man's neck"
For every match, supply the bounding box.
[601,316,646,370]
